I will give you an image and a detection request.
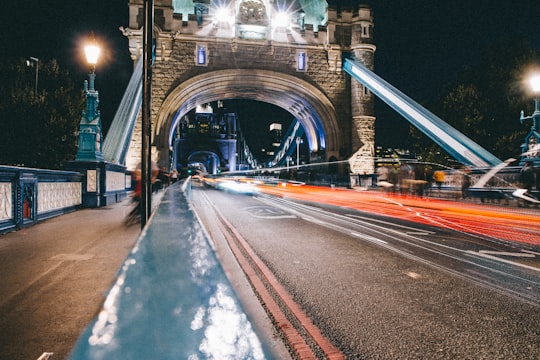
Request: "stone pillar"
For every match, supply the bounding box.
[349,5,376,175]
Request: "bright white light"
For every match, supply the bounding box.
[214,6,233,25]
[529,75,540,93]
[85,44,100,65]
[216,180,257,195]
[272,11,290,28]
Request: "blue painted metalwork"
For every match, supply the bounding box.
[268,119,305,168]
[172,0,195,22]
[102,57,143,165]
[343,58,502,168]
[519,97,540,166]
[76,71,104,162]
[0,166,82,234]
[103,44,156,166]
[68,182,273,359]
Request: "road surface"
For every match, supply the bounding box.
[192,183,540,359]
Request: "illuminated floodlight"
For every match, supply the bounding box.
[272,10,290,29]
[213,6,233,26]
[529,74,540,94]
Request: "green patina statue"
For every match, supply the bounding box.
[299,0,328,32]
[172,0,195,21]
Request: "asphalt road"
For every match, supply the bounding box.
[0,200,140,360]
[192,185,540,359]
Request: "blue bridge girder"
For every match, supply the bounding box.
[102,57,143,165]
[343,58,502,168]
[268,119,305,168]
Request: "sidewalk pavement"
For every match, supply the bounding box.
[0,198,141,360]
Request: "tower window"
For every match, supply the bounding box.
[196,44,208,66]
[297,50,307,71]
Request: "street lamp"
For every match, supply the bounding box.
[65,37,108,208]
[520,74,540,131]
[519,74,540,164]
[75,39,104,162]
[85,43,100,72]
[529,75,540,125]
[26,57,39,95]
[296,137,302,169]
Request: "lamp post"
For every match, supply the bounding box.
[26,57,39,95]
[141,0,154,226]
[296,136,302,169]
[65,38,107,208]
[75,40,104,162]
[528,75,540,131]
[519,74,540,165]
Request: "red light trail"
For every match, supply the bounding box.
[258,184,540,247]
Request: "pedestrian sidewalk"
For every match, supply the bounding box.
[0,198,141,360]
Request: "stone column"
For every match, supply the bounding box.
[349,5,376,175]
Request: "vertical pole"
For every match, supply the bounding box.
[534,98,539,130]
[296,137,300,169]
[141,0,153,228]
[34,60,39,95]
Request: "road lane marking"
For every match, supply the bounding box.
[350,232,388,245]
[49,253,95,261]
[346,214,436,235]
[406,271,422,279]
[37,353,54,360]
[244,206,297,219]
[208,195,344,359]
[466,250,540,272]
[478,250,536,258]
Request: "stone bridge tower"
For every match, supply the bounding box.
[122,0,376,174]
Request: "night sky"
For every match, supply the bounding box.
[1,0,539,148]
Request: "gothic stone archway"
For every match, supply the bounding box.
[123,1,376,173]
[152,69,339,165]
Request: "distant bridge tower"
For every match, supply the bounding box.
[119,0,377,175]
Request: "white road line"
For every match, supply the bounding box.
[466,251,540,272]
[478,250,536,258]
[350,232,388,245]
[346,214,436,234]
[36,353,54,360]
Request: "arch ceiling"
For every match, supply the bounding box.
[154,69,339,155]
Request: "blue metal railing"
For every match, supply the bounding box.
[68,179,274,359]
[0,166,82,234]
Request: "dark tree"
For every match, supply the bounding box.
[410,37,540,166]
[0,59,84,169]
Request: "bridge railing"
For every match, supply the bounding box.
[0,166,83,234]
[68,178,276,359]
[371,165,540,202]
